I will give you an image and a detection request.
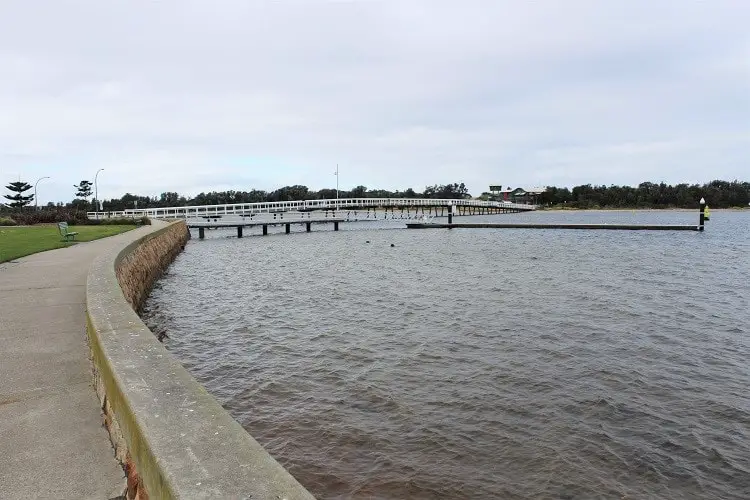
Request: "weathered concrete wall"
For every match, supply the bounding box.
[116,221,189,312]
[87,220,316,500]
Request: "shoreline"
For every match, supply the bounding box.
[538,207,747,212]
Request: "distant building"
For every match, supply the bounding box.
[487,185,546,204]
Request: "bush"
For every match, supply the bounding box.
[83,216,151,226]
[0,209,150,226]
[0,217,17,226]
[7,209,89,225]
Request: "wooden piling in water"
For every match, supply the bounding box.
[198,227,205,239]
[237,226,243,238]
[699,198,705,231]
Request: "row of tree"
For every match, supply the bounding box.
[89,183,472,211]
[535,180,750,209]
[3,179,95,208]
[85,180,750,211]
[3,180,472,211]
[4,179,749,211]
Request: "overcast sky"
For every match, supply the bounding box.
[1,1,748,204]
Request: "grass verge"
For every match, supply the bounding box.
[0,225,137,263]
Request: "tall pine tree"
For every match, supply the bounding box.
[4,181,34,208]
[74,180,93,199]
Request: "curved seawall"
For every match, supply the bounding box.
[86,220,315,499]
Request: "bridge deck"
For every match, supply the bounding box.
[186,218,345,228]
[88,197,536,220]
[188,217,345,239]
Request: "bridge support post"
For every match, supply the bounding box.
[198,227,205,239]
[237,226,243,238]
[262,225,268,236]
[285,223,291,234]
[334,221,339,231]
[306,222,311,232]
[448,206,453,225]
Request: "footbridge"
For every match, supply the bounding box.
[88,197,535,220]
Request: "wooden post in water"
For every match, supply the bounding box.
[237,226,243,238]
[334,221,339,231]
[285,223,291,234]
[198,227,205,239]
[448,204,453,225]
[262,224,268,235]
[699,198,705,231]
[306,222,311,232]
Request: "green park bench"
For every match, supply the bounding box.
[57,222,79,242]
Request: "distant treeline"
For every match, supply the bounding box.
[537,180,749,209]
[4,179,748,212]
[73,183,472,211]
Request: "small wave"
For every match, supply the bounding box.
[143,214,750,499]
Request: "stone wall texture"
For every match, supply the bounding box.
[116,221,189,311]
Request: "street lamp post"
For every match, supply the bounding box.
[94,168,104,214]
[34,176,50,210]
[335,164,339,207]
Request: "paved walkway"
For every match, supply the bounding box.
[0,222,166,499]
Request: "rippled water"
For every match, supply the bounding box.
[143,210,750,499]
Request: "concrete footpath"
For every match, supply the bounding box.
[0,222,166,499]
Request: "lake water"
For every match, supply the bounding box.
[143,210,750,499]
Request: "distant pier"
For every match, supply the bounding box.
[407,198,708,232]
[406,222,701,231]
[188,217,345,239]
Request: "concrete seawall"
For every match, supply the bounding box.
[86,220,315,499]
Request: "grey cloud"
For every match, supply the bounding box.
[1,0,748,204]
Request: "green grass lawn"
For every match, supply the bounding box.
[0,225,137,263]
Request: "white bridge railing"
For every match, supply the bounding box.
[87,198,535,220]
[186,210,431,225]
